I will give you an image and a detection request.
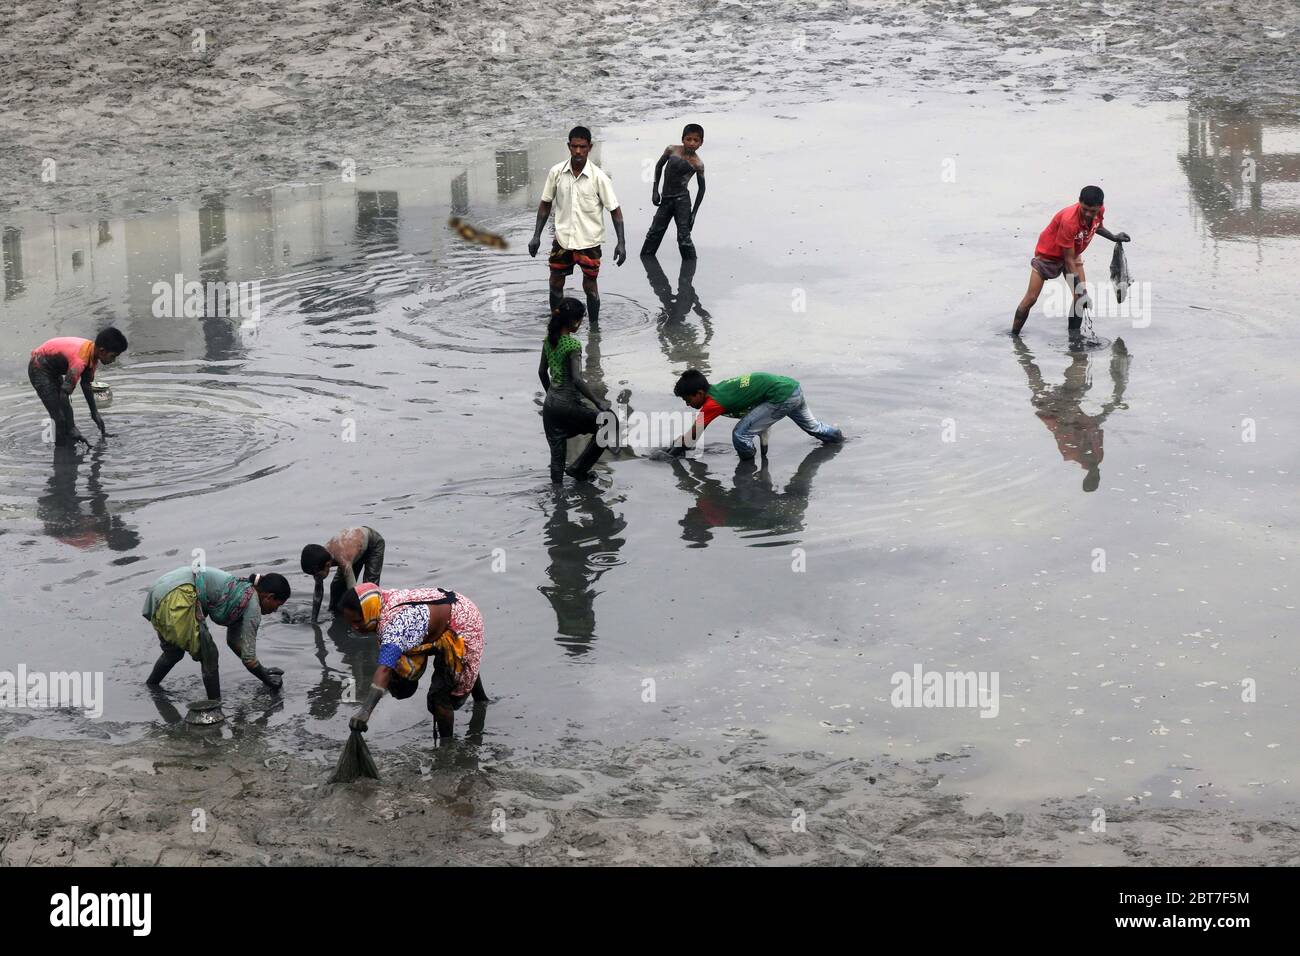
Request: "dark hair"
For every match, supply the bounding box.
[338,588,361,615]
[547,297,585,346]
[1079,185,1104,206]
[300,544,330,575]
[682,123,704,140]
[95,327,128,353]
[674,369,710,398]
[568,126,592,145]
[251,572,291,602]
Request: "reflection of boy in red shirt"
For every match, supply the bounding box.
[1012,186,1131,340]
[1014,336,1130,493]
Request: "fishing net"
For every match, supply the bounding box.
[330,730,380,782]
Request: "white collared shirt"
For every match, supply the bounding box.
[541,159,620,250]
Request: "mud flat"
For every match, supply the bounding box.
[3,0,1297,216]
[3,720,1296,866]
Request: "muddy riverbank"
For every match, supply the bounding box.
[5,716,1296,865]
[3,0,1297,217]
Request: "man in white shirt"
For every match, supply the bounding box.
[528,125,627,323]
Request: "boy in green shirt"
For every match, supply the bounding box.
[669,369,843,460]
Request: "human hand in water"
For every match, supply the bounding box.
[614,242,627,266]
[92,415,115,439]
[527,235,541,257]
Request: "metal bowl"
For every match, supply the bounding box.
[184,699,225,725]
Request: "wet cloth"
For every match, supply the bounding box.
[30,337,97,388]
[726,386,842,459]
[149,583,203,658]
[548,241,601,279]
[27,358,78,444]
[371,587,485,698]
[1030,255,1067,280]
[540,160,619,249]
[641,193,695,257]
[142,566,262,664]
[330,730,380,783]
[1033,202,1104,259]
[1110,242,1132,303]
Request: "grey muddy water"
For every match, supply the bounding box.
[2,84,1298,860]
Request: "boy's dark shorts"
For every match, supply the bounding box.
[1030,255,1066,280]
[549,241,601,279]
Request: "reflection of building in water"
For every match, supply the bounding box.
[450,172,469,217]
[537,488,627,657]
[1181,101,1300,238]
[0,137,571,359]
[2,226,24,299]
[1014,338,1130,494]
[495,150,529,197]
[671,446,841,547]
[197,194,238,360]
[356,190,401,249]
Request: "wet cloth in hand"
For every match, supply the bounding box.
[330,730,379,783]
[1109,242,1132,303]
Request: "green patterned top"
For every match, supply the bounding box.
[543,334,582,386]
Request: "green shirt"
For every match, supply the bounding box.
[542,335,582,387]
[707,372,799,417]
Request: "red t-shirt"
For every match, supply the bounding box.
[31,337,97,386]
[1033,202,1104,260]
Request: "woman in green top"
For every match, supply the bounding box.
[142,565,291,700]
[538,298,615,482]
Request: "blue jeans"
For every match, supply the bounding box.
[731,386,842,459]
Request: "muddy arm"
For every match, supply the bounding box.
[311,576,325,622]
[650,148,667,201]
[528,201,552,256]
[350,666,392,732]
[566,352,607,409]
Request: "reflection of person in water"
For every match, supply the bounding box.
[669,444,842,546]
[307,616,380,722]
[537,486,627,656]
[1014,337,1131,493]
[38,445,140,551]
[642,254,712,375]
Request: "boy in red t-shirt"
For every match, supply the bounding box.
[28,327,128,447]
[1012,185,1131,339]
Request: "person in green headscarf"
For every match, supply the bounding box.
[142,565,291,700]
